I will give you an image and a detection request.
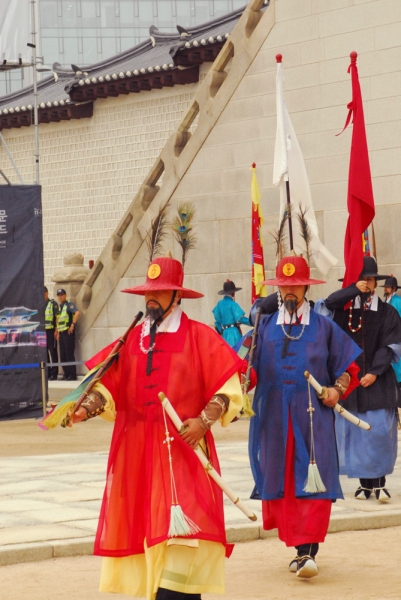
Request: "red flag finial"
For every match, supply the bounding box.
[276,54,282,63]
[252,162,256,168]
[350,51,357,63]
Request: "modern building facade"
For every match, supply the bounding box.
[0,0,249,95]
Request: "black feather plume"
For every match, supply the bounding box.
[297,204,312,264]
[146,205,169,263]
[270,209,288,264]
[171,203,197,267]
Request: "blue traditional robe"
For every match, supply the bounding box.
[388,294,401,382]
[249,309,361,501]
[212,296,250,348]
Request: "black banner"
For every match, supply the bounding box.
[0,185,45,420]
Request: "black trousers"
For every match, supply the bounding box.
[46,329,58,378]
[296,543,319,558]
[58,330,76,379]
[156,589,201,600]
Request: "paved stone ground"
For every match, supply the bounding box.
[1,417,401,566]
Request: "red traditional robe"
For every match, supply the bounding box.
[86,313,242,558]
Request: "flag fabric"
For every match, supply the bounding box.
[251,164,267,304]
[273,58,338,275]
[0,0,32,68]
[339,52,375,288]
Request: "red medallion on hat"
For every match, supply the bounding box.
[262,255,325,287]
[121,256,203,299]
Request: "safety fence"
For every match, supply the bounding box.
[0,361,86,418]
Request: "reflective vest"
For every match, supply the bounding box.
[45,300,55,330]
[57,303,70,332]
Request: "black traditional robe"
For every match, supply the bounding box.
[325,285,401,412]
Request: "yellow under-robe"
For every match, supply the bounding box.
[95,374,243,599]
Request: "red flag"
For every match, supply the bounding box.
[251,163,267,303]
[339,52,375,288]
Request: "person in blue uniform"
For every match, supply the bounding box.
[249,255,361,579]
[382,275,401,386]
[325,258,401,501]
[212,280,250,347]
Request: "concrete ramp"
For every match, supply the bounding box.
[76,0,276,359]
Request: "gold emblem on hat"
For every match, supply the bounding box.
[283,263,296,277]
[148,264,161,279]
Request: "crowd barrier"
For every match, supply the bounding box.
[0,361,85,418]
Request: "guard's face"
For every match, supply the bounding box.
[144,290,182,320]
[384,286,396,296]
[363,277,377,294]
[57,293,66,303]
[44,291,49,301]
[279,285,309,310]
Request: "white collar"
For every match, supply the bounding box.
[354,293,378,311]
[276,299,310,326]
[386,293,395,303]
[142,306,183,336]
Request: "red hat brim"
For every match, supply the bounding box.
[121,283,203,299]
[262,276,326,286]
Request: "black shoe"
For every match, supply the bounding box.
[355,486,372,499]
[289,556,299,573]
[49,375,57,381]
[61,375,68,380]
[296,555,318,579]
[374,487,391,501]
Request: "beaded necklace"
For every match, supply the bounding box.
[139,305,178,354]
[277,291,309,341]
[348,294,373,333]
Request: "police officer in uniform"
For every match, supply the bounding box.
[44,286,58,380]
[55,289,80,381]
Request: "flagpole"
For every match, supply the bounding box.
[276,54,294,253]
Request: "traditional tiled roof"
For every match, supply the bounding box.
[0,3,268,131]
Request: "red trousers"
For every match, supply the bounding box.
[262,416,332,547]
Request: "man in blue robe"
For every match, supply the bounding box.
[382,275,401,385]
[249,255,361,579]
[212,280,250,347]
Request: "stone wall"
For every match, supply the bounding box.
[0,72,206,288]
[81,0,401,363]
[3,0,401,363]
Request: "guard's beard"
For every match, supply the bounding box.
[283,296,297,316]
[145,301,164,326]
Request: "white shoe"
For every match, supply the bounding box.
[296,556,318,579]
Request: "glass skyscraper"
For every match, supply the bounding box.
[1,1,246,96]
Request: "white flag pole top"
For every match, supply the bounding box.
[272,54,338,275]
[0,0,32,68]
[273,54,289,186]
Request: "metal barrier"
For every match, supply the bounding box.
[0,361,85,418]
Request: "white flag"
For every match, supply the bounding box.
[0,0,32,67]
[273,61,337,275]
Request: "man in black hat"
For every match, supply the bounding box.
[325,257,401,501]
[55,289,80,381]
[212,280,250,347]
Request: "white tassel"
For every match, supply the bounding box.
[303,462,327,494]
[303,381,327,494]
[168,505,201,538]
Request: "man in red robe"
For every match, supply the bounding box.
[71,256,243,600]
